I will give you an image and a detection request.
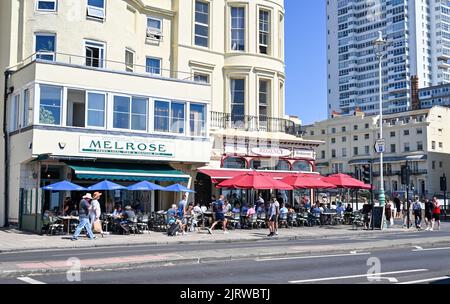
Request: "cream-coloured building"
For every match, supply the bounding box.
[304,106,450,198]
[0,0,319,230]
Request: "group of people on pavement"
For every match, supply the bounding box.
[385,196,441,230]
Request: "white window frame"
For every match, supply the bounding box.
[125,48,135,72]
[193,72,210,84]
[152,99,186,135]
[258,9,271,55]
[194,0,210,48]
[84,40,106,68]
[85,91,107,129]
[87,0,106,20]
[258,78,271,117]
[189,102,206,137]
[36,0,57,12]
[111,94,148,132]
[34,32,56,61]
[10,94,20,132]
[38,84,63,126]
[23,89,30,128]
[146,57,162,76]
[146,17,163,41]
[230,6,246,52]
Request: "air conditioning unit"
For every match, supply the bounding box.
[146,28,163,41]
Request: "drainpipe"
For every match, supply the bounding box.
[3,70,12,227]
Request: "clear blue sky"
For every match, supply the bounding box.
[285,1,327,125]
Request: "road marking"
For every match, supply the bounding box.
[289,269,428,284]
[17,277,46,284]
[398,276,449,284]
[51,248,154,257]
[412,247,450,252]
[368,277,398,283]
[256,252,371,262]
[414,246,423,250]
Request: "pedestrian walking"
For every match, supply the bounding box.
[273,196,280,235]
[424,198,433,230]
[402,199,413,228]
[207,195,228,234]
[71,193,96,241]
[267,197,277,237]
[431,197,441,231]
[90,192,104,237]
[394,196,401,219]
[412,197,422,229]
[385,200,393,227]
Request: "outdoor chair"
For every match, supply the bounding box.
[352,212,365,230]
[137,214,149,233]
[288,213,298,228]
[228,212,241,229]
[332,213,344,225]
[256,213,266,229]
[307,213,321,227]
[297,212,309,227]
[279,213,288,228]
[248,213,258,229]
[47,216,64,235]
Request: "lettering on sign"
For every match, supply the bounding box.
[251,147,291,157]
[79,136,175,157]
[293,149,315,159]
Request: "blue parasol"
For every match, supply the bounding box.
[127,181,165,191]
[42,180,86,191]
[87,180,126,191]
[163,183,195,193]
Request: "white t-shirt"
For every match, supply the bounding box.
[90,200,101,218]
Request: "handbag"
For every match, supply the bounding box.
[93,219,102,233]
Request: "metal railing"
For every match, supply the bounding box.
[210,111,299,135]
[9,52,198,82]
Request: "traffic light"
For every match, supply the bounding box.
[401,165,410,185]
[362,164,371,184]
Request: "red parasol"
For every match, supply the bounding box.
[217,171,293,190]
[281,173,337,189]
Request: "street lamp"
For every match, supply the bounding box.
[373,31,388,209]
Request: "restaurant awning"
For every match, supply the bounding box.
[198,168,318,183]
[68,162,190,182]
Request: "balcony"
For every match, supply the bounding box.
[210,112,300,136]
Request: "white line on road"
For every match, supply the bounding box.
[17,277,46,284]
[414,246,423,250]
[256,252,371,262]
[289,269,428,284]
[412,247,450,252]
[398,276,449,284]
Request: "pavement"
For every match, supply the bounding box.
[0,221,449,278]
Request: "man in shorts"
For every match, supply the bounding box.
[207,195,228,234]
[267,197,278,237]
[424,198,434,230]
[431,197,441,231]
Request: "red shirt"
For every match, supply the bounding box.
[433,203,441,214]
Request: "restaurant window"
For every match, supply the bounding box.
[275,160,290,171]
[146,57,161,75]
[230,78,245,123]
[85,40,105,68]
[171,102,185,134]
[259,9,270,54]
[223,157,246,169]
[113,95,147,131]
[231,7,245,51]
[190,103,206,137]
[87,92,106,128]
[87,0,105,20]
[37,0,57,11]
[293,161,312,172]
[194,1,209,47]
[35,33,56,61]
[250,159,274,170]
[39,85,62,125]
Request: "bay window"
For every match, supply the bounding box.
[154,100,170,132]
[190,103,206,136]
[231,7,245,51]
[154,101,186,134]
[87,92,105,128]
[113,95,147,131]
[171,103,185,134]
[259,10,270,54]
[39,85,62,125]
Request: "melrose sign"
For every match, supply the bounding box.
[80,136,175,158]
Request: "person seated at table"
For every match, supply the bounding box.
[223,199,232,214]
[279,203,288,216]
[345,204,353,213]
[232,203,241,214]
[256,203,265,215]
[63,197,74,216]
[336,203,345,215]
[287,204,295,214]
[183,203,195,233]
[241,203,249,215]
[312,204,322,217]
[330,202,337,210]
[112,204,123,218]
[167,204,185,235]
[120,206,136,233]
[193,202,203,215]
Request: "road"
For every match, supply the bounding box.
[1,230,450,284]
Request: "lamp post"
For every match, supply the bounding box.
[373,31,388,210]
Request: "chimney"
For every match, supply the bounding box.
[411,75,420,110]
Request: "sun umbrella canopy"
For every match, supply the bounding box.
[281,173,337,189]
[164,183,195,193]
[42,180,86,191]
[217,171,293,190]
[322,173,369,189]
[87,180,126,191]
[127,181,165,191]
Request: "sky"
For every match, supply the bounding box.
[285,0,327,125]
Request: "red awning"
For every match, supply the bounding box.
[198,168,318,184]
[217,171,293,190]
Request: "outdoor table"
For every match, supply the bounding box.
[320,212,336,225]
[58,216,79,235]
[202,211,213,228]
